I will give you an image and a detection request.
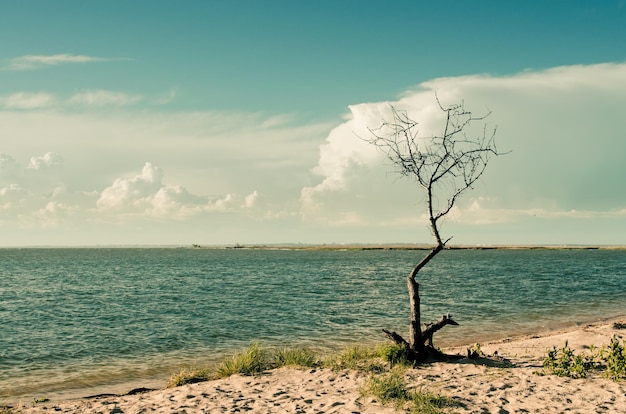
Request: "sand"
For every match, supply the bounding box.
[8,319,626,413]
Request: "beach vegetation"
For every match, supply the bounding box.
[603,335,626,381]
[376,342,413,367]
[168,343,326,386]
[541,337,626,381]
[362,366,456,414]
[323,345,384,373]
[542,341,591,379]
[368,97,504,361]
[273,346,319,368]
[215,342,271,378]
[167,366,214,387]
[467,343,484,359]
[362,366,409,404]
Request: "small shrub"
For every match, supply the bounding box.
[274,347,319,368]
[540,339,626,381]
[216,342,271,378]
[603,336,626,381]
[542,341,590,379]
[377,343,412,367]
[467,343,483,359]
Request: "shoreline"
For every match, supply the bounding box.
[6,316,625,413]
[5,313,624,403]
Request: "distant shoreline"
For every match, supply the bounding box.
[197,243,626,251]
[3,243,626,250]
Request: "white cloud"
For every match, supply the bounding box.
[2,54,120,71]
[301,62,626,231]
[96,163,266,220]
[0,92,57,109]
[68,90,143,107]
[243,191,260,208]
[27,152,63,171]
[299,104,386,215]
[2,62,625,245]
[97,162,165,211]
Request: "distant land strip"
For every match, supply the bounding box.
[191,243,626,251]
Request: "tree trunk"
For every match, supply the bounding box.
[383,244,459,360]
[408,276,421,350]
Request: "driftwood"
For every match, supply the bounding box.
[383,313,459,361]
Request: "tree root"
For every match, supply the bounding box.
[383,313,460,362]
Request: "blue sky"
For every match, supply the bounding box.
[1,1,625,246]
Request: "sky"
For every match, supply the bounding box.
[1,0,625,247]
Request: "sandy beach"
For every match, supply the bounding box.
[7,318,626,413]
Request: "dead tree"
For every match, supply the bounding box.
[369,97,503,361]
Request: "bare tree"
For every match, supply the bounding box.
[368,97,503,361]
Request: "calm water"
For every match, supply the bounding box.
[1,248,625,401]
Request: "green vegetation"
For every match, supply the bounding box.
[362,366,456,414]
[273,346,318,368]
[541,336,626,381]
[603,336,626,381]
[376,343,412,367]
[323,345,384,373]
[167,342,454,413]
[467,343,483,359]
[168,366,214,387]
[215,342,271,378]
[541,341,596,379]
[167,342,320,387]
[362,366,409,404]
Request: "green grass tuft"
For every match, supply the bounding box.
[362,366,455,414]
[167,366,214,387]
[216,342,270,378]
[274,346,319,368]
[323,345,384,373]
[409,388,456,414]
[362,366,409,405]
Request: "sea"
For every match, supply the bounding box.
[1,247,625,402]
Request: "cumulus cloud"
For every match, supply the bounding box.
[299,105,386,215]
[27,152,63,171]
[96,162,264,220]
[243,191,260,208]
[301,62,626,229]
[2,54,121,71]
[97,162,165,211]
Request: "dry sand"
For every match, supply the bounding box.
[9,319,626,413]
